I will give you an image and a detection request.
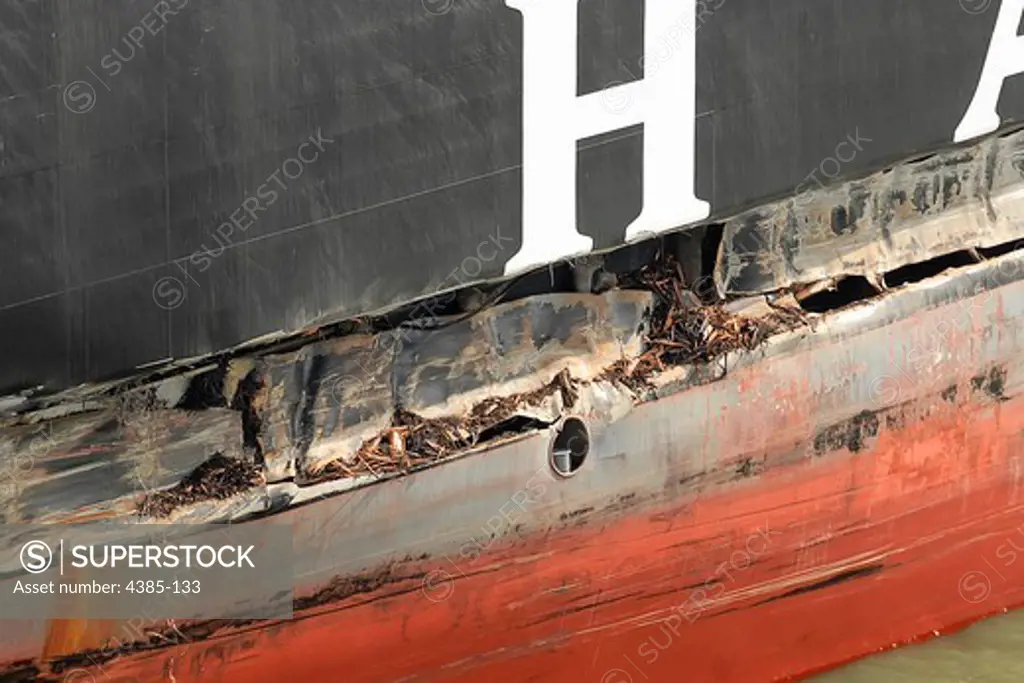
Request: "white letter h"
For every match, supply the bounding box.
[504,0,710,276]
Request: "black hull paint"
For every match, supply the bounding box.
[2,0,1023,394]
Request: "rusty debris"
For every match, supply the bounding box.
[598,358,657,393]
[598,254,807,390]
[137,453,263,518]
[468,368,579,423]
[627,254,806,370]
[312,370,579,482]
[312,254,810,483]
[127,252,810,498]
[124,251,812,499]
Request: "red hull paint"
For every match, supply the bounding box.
[51,389,1024,683]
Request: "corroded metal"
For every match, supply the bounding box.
[5,216,1024,680]
[257,291,654,479]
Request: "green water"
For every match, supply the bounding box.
[813,610,1024,682]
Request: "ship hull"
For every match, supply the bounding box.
[12,248,1024,682]
[9,1,1024,680]
[5,0,1024,395]
[53,417,1024,683]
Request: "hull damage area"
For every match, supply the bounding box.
[59,399,1024,683]
[9,1,1024,680]
[4,201,1024,680]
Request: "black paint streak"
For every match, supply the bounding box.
[813,410,880,455]
[755,564,885,607]
[735,457,763,479]
[294,353,329,459]
[830,205,852,236]
[526,590,649,627]
[971,365,1008,401]
[0,662,40,683]
[559,506,596,522]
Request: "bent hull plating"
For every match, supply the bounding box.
[14,249,1024,682]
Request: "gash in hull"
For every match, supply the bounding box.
[6,180,1024,681]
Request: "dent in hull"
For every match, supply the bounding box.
[11,242,1024,682]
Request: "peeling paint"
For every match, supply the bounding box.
[717,127,1024,296]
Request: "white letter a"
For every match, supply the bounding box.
[955,0,1024,143]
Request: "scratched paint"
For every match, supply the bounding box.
[26,390,1024,683]
[7,233,1024,682]
[716,126,1024,296]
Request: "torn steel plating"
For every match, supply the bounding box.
[257,291,655,481]
[716,125,1024,296]
[6,224,1024,679]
